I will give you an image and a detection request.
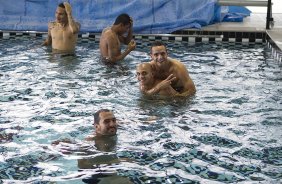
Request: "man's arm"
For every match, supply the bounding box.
[175,63,196,96]
[142,74,176,95]
[64,2,80,34]
[107,39,136,63]
[42,22,52,46]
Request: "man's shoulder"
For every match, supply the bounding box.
[48,21,56,25]
[48,21,57,28]
[75,21,81,27]
[169,58,187,74]
[169,57,181,63]
[170,58,185,67]
[85,135,95,141]
[102,27,111,33]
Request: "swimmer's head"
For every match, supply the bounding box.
[56,3,67,23]
[150,41,168,64]
[136,63,154,86]
[94,109,117,136]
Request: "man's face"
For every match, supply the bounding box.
[55,7,67,23]
[121,23,130,34]
[136,64,154,86]
[95,111,117,136]
[151,45,168,67]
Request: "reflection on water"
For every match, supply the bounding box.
[0,37,281,183]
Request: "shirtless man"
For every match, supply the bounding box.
[136,63,177,96]
[42,2,80,54]
[52,109,117,146]
[99,13,136,63]
[77,109,132,183]
[150,41,196,96]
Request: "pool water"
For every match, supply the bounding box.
[0,36,281,183]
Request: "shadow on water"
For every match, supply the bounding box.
[137,94,196,118]
[47,52,81,71]
[76,136,133,184]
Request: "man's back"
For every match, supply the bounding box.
[99,27,121,60]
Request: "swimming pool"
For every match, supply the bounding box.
[0,36,281,183]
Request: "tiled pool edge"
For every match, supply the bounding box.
[266,33,282,62]
[0,30,267,43]
[0,30,281,62]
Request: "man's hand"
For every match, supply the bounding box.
[157,74,176,90]
[127,40,136,51]
[64,2,72,15]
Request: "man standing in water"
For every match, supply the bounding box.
[42,2,80,54]
[149,41,196,96]
[99,13,136,63]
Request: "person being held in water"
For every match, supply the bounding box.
[136,63,177,96]
[99,13,136,63]
[42,2,80,54]
[149,41,196,96]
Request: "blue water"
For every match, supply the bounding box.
[0,36,281,183]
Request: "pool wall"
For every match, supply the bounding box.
[1,29,281,62]
[0,0,218,34]
[0,0,281,61]
[0,30,267,43]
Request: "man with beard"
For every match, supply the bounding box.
[78,109,132,184]
[149,41,196,96]
[42,2,80,54]
[86,109,118,140]
[136,63,177,96]
[52,109,117,146]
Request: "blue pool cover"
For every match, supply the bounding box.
[0,0,250,34]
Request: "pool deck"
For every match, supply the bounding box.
[199,13,282,51]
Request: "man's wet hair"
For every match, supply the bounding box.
[151,41,167,52]
[114,13,131,26]
[58,3,65,8]
[94,109,111,124]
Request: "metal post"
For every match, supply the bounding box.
[266,0,272,29]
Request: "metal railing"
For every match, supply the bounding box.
[218,0,273,29]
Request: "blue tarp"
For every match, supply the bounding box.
[0,0,250,34]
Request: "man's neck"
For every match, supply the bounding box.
[57,21,68,28]
[111,25,121,36]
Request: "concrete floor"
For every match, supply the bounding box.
[200,13,282,51]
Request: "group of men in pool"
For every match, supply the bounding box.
[44,3,196,181]
[42,2,196,98]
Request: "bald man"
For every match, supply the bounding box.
[136,63,177,96]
